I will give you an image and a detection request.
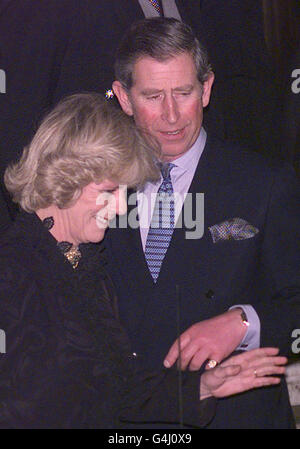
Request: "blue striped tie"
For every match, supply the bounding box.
[145,163,176,282]
[148,0,162,15]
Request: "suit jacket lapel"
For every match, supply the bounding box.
[175,0,203,30]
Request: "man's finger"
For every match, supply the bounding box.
[163,334,191,368]
[188,348,211,371]
[175,342,202,370]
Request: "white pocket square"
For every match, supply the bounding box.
[209,218,259,243]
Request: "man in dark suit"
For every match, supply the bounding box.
[0,0,280,231]
[106,17,300,428]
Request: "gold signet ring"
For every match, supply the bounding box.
[207,359,218,369]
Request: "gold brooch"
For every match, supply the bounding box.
[57,241,81,269]
[64,246,81,269]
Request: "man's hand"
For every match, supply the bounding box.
[199,347,287,399]
[164,309,247,371]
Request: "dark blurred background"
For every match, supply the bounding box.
[263,0,300,175]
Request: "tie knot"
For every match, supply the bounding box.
[160,163,175,180]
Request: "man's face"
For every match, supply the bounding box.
[113,52,214,162]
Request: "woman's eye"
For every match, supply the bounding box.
[98,188,118,195]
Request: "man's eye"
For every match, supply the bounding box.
[147,95,161,100]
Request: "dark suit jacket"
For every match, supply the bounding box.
[280,45,300,170]
[0,0,281,230]
[0,211,215,428]
[105,135,300,429]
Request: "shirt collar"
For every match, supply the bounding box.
[172,127,207,173]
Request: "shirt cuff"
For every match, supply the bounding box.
[229,304,261,350]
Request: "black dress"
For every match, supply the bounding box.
[0,212,215,428]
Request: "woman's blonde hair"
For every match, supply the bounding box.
[5,93,159,211]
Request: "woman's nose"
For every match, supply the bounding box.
[115,188,127,216]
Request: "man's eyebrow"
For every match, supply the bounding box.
[141,85,194,95]
[141,88,163,96]
[173,84,194,91]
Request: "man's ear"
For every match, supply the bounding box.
[112,81,134,116]
[202,72,215,108]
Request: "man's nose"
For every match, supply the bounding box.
[161,95,180,124]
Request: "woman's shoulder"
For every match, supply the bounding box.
[0,213,38,274]
[0,212,49,320]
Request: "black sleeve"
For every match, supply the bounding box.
[119,367,216,428]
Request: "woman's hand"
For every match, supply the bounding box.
[200,347,287,399]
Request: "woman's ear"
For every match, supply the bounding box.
[112,81,134,116]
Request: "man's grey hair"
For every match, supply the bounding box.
[114,17,212,90]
